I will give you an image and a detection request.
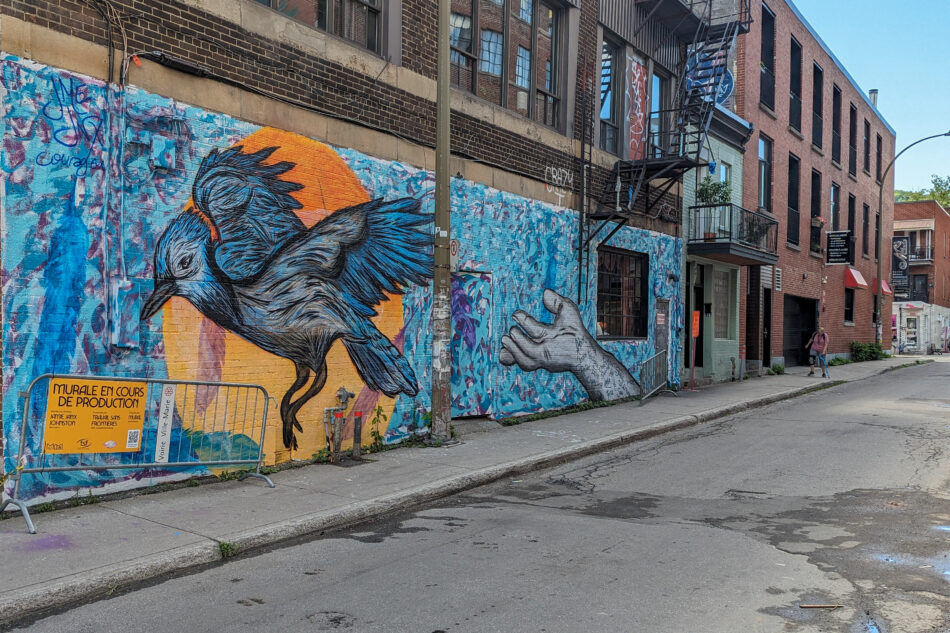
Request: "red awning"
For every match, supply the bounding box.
[872,278,893,295]
[845,267,868,289]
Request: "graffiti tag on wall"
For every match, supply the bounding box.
[544,166,574,206]
[626,56,648,161]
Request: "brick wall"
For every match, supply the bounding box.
[0,0,577,185]
[735,0,895,359]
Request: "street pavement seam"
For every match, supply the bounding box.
[0,360,933,627]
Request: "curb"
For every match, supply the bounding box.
[0,359,932,626]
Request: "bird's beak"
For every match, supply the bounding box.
[141,279,177,321]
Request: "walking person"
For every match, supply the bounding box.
[806,326,830,378]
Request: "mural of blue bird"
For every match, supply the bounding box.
[141,145,433,449]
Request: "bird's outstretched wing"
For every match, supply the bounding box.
[193,145,307,280]
[267,197,433,313]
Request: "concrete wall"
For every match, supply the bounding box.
[1,55,684,501]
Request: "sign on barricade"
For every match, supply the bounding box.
[1,374,274,534]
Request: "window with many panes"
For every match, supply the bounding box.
[789,37,802,131]
[599,35,621,155]
[597,247,649,339]
[758,134,772,212]
[760,4,775,110]
[450,0,562,128]
[787,153,800,245]
[812,63,823,148]
[255,0,383,54]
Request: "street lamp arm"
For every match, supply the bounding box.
[875,129,950,345]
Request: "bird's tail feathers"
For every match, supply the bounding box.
[342,326,419,398]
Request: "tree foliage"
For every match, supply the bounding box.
[894,174,950,207]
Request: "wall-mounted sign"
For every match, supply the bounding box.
[826,230,853,264]
[892,235,910,295]
[44,378,147,454]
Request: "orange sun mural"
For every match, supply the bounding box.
[144,128,433,461]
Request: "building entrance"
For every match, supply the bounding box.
[782,295,818,366]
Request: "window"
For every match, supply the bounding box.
[450,12,474,89]
[719,161,732,187]
[758,135,773,212]
[876,133,883,182]
[863,119,871,172]
[515,46,531,89]
[597,247,649,339]
[844,288,855,323]
[810,169,822,254]
[259,0,383,54]
[830,182,840,231]
[760,4,776,109]
[479,29,503,75]
[831,85,841,164]
[847,193,856,234]
[453,0,562,127]
[650,73,670,157]
[519,0,533,22]
[812,63,823,148]
[862,203,870,256]
[848,103,858,176]
[789,37,802,131]
[599,37,621,154]
[714,270,734,339]
[787,153,800,245]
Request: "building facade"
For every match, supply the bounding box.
[0,0,742,501]
[892,200,950,354]
[734,0,895,367]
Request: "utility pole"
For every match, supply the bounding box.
[430,0,452,442]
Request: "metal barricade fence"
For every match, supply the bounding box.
[1,374,274,534]
[638,349,674,402]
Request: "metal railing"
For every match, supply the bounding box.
[760,67,775,110]
[1,374,274,533]
[789,92,802,131]
[638,349,670,402]
[687,203,779,254]
[910,246,934,262]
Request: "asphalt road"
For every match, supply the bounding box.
[8,362,950,633]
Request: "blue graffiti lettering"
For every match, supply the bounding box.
[34,151,104,177]
[38,76,107,178]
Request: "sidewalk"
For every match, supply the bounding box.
[0,355,936,624]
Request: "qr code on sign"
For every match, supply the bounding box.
[126,429,141,449]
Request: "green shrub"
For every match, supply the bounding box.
[770,363,785,375]
[850,341,887,362]
[829,356,852,366]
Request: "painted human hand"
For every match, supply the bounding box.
[500,289,640,401]
[499,289,595,374]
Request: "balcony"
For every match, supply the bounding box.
[687,204,779,265]
[909,246,934,263]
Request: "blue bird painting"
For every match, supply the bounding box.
[141,145,433,449]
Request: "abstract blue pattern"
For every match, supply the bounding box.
[2,55,684,500]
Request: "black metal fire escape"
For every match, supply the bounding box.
[581,0,752,259]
